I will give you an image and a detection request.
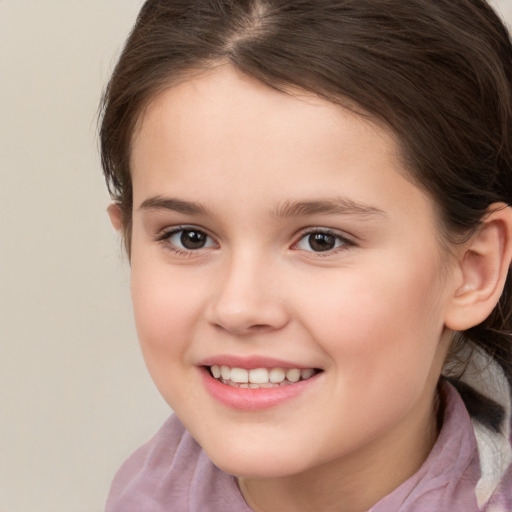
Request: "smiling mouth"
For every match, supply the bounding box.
[207,365,321,389]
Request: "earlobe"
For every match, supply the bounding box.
[445,203,512,331]
[107,203,124,232]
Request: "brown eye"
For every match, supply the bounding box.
[308,233,336,252]
[180,230,208,249]
[295,230,352,253]
[163,228,216,251]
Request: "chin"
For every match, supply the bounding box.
[200,437,316,478]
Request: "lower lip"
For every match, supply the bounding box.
[200,367,321,411]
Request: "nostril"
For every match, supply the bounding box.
[212,320,278,335]
[206,289,289,334]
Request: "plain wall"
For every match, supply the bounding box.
[0,3,170,512]
[0,2,511,511]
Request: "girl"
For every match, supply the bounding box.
[100,1,512,510]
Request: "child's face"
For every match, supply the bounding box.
[127,66,457,479]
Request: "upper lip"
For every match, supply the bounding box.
[197,355,319,370]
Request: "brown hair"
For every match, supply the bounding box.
[100,0,512,382]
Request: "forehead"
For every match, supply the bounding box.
[133,66,398,170]
[130,65,435,228]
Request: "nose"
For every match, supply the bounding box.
[206,251,289,335]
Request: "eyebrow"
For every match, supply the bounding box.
[272,198,387,220]
[138,195,386,220]
[139,196,211,216]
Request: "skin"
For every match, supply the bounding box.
[124,65,465,511]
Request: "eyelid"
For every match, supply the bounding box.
[153,224,356,256]
[155,225,218,253]
[292,227,356,254]
[155,224,210,239]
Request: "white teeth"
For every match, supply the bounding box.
[249,368,269,384]
[221,365,231,380]
[230,367,249,383]
[269,367,286,383]
[301,368,315,380]
[209,365,317,387]
[286,368,301,383]
[211,365,221,378]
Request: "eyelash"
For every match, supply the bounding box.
[155,226,356,256]
[293,228,356,255]
[155,226,217,257]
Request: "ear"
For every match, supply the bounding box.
[445,203,512,331]
[107,203,123,232]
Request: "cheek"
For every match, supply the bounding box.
[300,259,447,386]
[304,268,447,441]
[129,263,215,412]
[129,258,205,374]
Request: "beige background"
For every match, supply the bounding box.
[0,2,511,511]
